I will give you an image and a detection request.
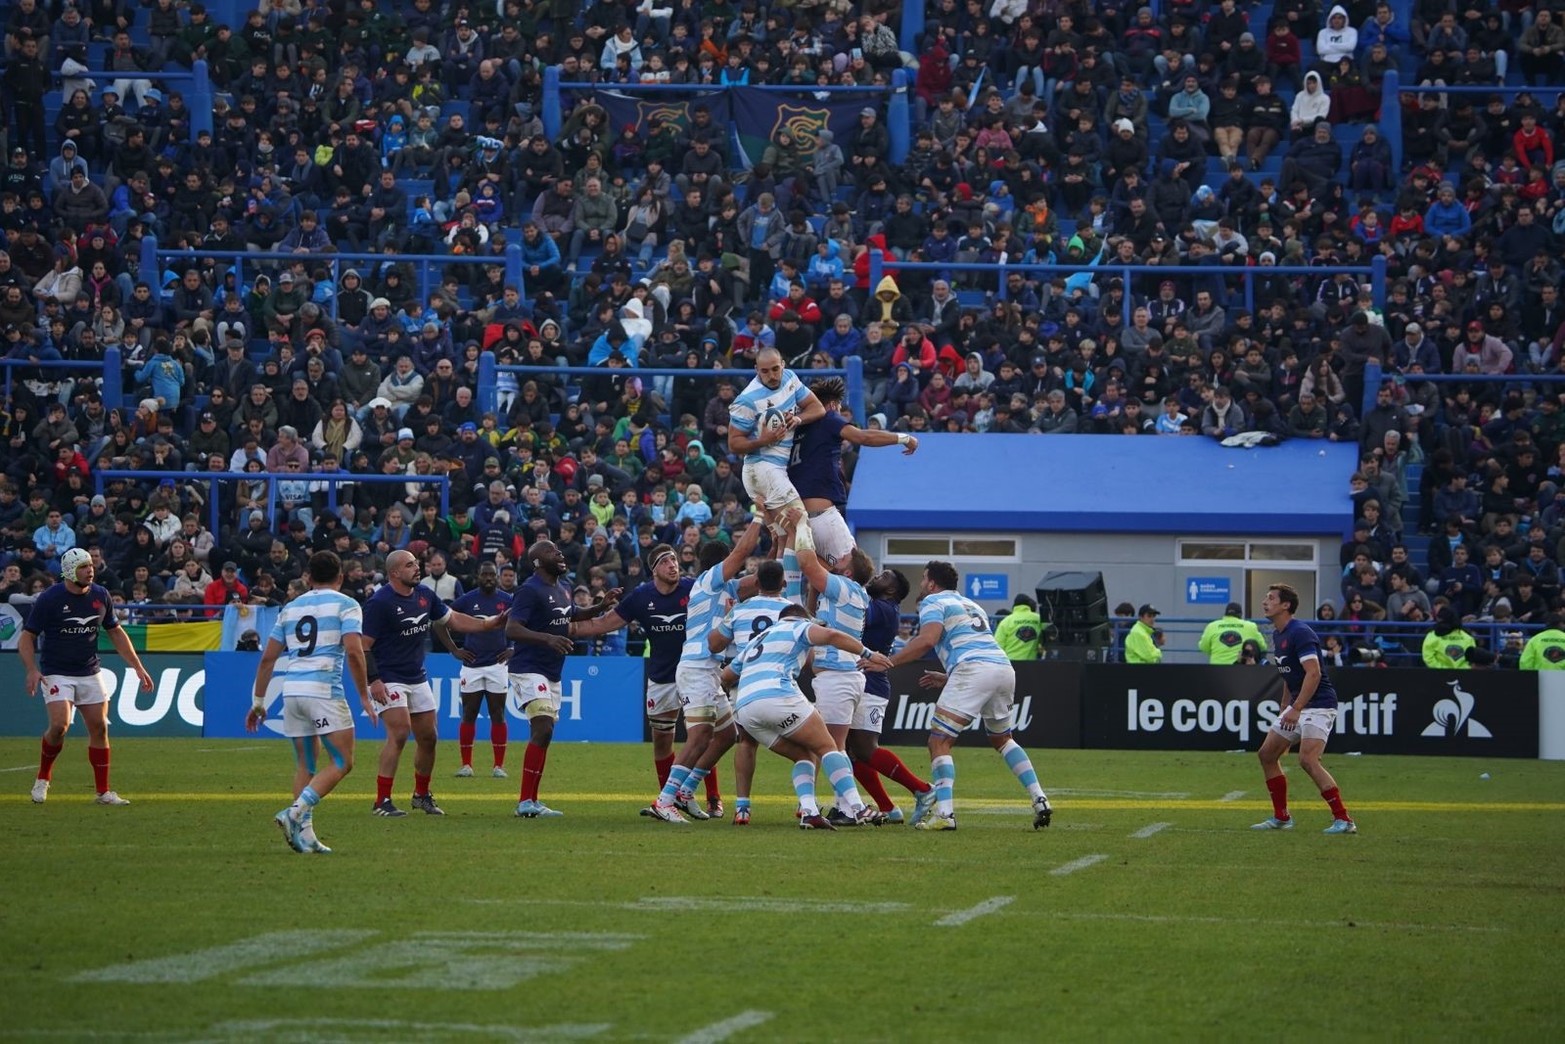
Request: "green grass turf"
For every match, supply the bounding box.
[2,738,1562,1042]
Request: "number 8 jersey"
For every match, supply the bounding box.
[269,588,365,700]
[918,591,1010,671]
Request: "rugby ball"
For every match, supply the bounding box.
[762,409,791,436]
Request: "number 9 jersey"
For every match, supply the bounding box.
[269,588,365,700]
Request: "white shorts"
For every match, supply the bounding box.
[41,673,112,706]
[676,660,725,712]
[380,680,438,716]
[282,695,356,738]
[809,506,855,567]
[936,660,1017,733]
[743,458,802,509]
[813,669,865,727]
[459,664,509,694]
[1271,707,1337,745]
[853,693,889,734]
[646,680,681,717]
[510,673,562,720]
[737,693,814,749]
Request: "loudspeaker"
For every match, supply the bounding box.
[1037,571,1109,626]
[1055,622,1112,647]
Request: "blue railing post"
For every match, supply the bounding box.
[209,476,221,539]
[888,69,910,165]
[102,346,122,409]
[505,240,525,301]
[478,349,498,419]
[140,233,159,285]
[543,66,562,140]
[1382,71,1403,174]
[1363,358,1384,418]
[189,60,213,139]
[900,2,924,47]
[845,355,866,426]
[869,252,884,293]
[1371,254,1388,310]
[1121,265,1132,325]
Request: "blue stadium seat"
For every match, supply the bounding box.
[440,100,470,125]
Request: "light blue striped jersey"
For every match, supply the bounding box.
[918,591,1010,670]
[269,588,364,700]
[728,370,810,468]
[715,594,792,663]
[681,564,740,663]
[731,617,815,710]
[782,548,803,605]
[814,573,868,672]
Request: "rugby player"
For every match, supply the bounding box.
[709,556,795,825]
[1252,583,1357,834]
[720,604,894,830]
[891,561,1054,831]
[23,547,153,806]
[506,540,621,818]
[362,549,509,817]
[848,569,935,825]
[448,562,513,779]
[727,347,824,526]
[787,376,918,566]
[246,551,374,853]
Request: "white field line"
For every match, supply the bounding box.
[934,896,1015,927]
[195,745,268,753]
[1050,854,1110,876]
[1130,822,1172,839]
[1049,911,1504,934]
[202,1018,611,1042]
[463,897,910,915]
[1051,788,1192,799]
[0,764,38,773]
[1219,791,1248,802]
[675,1011,775,1044]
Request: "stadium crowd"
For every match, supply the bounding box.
[1,0,1565,658]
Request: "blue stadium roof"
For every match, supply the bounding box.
[846,435,1359,536]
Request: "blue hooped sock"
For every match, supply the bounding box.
[821,749,860,810]
[931,755,956,816]
[679,767,709,800]
[658,764,692,805]
[1000,740,1044,799]
[792,760,819,816]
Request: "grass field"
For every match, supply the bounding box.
[2,738,1562,1043]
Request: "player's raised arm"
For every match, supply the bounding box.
[572,587,622,622]
[444,606,508,633]
[722,519,764,581]
[842,423,918,455]
[433,617,476,665]
[789,515,832,595]
[806,623,893,671]
[889,619,942,668]
[794,386,827,426]
[570,605,630,639]
[246,637,287,732]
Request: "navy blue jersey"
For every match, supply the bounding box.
[508,574,573,682]
[787,409,850,506]
[613,578,692,684]
[861,597,901,699]
[24,582,118,677]
[1273,618,1338,710]
[449,589,511,667]
[363,583,451,685]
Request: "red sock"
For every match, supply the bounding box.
[491,721,508,768]
[38,738,63,782]
[376,775,394,804]
[1266,774,1290,820]
[87,746,110,794]
[413,773,431,798]
[870,747,929,794]
[1321,786,1350,821]
[655,754,675,787]
[458,722,476,767]
[704,765,721,801]
[853,759,896,812]
[519,742,548,802]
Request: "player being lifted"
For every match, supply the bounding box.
[1252,583,1357,834]
[246,551,376,853]
[448,562,514,779]
[787,376,917,566]
[890,560,1054,832]
[721,603,894,830]
[727,347,824,529]
[505,540,620,818]
[23,547,153,806]
[362,549,509,817]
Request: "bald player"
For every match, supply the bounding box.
[727,347,825,527]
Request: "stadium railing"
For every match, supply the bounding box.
[1359,360,1565,419]
[543,70,912,166]
[146,242,532,323]
[2,352,125,411]
[58,60,215,137]
[870,257,1387,326]
[1377,72,1561,175]
[92,469,450,540]
[476,357,868,428]
[1104,615,1542,665]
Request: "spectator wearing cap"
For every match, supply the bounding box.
[263,270,309,335]
[203,561,248,615]
[1125,605,1163,664]
[1454,321,1514,375]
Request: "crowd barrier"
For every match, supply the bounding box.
[2,353,125,412]
[7,654,1552,758]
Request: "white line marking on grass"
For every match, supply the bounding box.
[1051,911,1503,934]
[1050,854,1109,876]
[1051,788,1192,799]
[204,1017,612,1042]
[934,896,1015,927]
[676,1011,775,1044]
[195,745,268,753]
[73,930,376,983]
[0,764,38,773]
[1130,822,1172,839]
[1219,791,1248,802]
[463,897,910,915]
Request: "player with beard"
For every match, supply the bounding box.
[506,540,621,817]
[23,547,153,806]
[362,549,510,817]
[448,562,514,779]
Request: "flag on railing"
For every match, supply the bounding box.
[99,620,223,652]
[730,86,869,173]
[221,604,279,650]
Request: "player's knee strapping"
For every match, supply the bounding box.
[931,707,966,739]
[683,705,716,726]
[321,735,347,771]
[649,715,678,733]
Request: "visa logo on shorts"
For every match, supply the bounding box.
[1124,689,1397,737]
[890,695,1034,733]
